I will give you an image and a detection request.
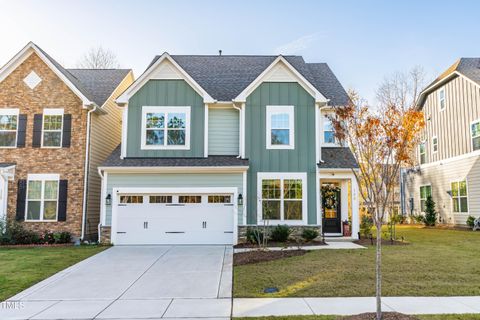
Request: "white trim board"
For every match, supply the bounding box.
[98,166,249,173]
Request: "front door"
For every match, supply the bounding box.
[322,186,341,234]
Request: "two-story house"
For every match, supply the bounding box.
[98,53,360,245]
[0,42,134,240]
[403,58,480,225]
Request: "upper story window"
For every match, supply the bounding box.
[419,142,426,164]
[26,174,59,221]
[42,109,64,148]
[432,136,438,153]
[419,185,431,213]
[451,180,468,213]
[472,120,480,151]
[438,87,446,111]
[141,106,191,150]
[266,105,294,149]
[323,116,335,144]
[0,108,19,148]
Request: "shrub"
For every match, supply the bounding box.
[0,220,41,245]
[245,227,264,244]
[466,216,476,228]
[301,228,319,242]
[54,231,72,244]
[270,225,291,242]
[360,214,374,239]
[424,196,437,226]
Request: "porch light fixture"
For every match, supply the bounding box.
[105,194,112,206]
[237,193,243,206]
[446,190,452,197]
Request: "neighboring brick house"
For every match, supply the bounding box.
[0,42,133,240]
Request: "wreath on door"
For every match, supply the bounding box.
[321,184,341,209]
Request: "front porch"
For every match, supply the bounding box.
[319,169,360,239]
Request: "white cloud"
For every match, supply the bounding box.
[273,33,322,55]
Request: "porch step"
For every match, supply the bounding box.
[324,236,356,242]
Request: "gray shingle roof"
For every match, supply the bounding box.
[318,147,358,169]
[146,55,348,106]
[0,162,16,168]
[101,145,249,167]
[35,44,131,106]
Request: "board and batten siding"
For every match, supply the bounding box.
[405,154,480,225]
[421,76,480,164]
[245,82,317,224]
[104,173,244,225]
[208,107,239,155]
[126,79,205,157]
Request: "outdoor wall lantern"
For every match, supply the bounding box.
[446,190,452,197]
[105,194,112,206]
[238,193,243,206]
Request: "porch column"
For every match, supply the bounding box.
[351,177,360,239]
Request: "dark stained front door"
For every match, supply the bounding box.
[322,189,341,233]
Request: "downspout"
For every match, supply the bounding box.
[97,167,104,242]
[81,105,97,241]
[232,103,243,158]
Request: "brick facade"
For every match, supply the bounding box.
[0,53,88,238]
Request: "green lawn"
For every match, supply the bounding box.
[234,315,480,320]
[0,245,107,301]
[234,226,480,297]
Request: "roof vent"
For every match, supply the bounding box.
[219,50,222,56]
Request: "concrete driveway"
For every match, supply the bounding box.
[1,246,232,320]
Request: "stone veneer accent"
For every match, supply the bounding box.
[237,225,322,243]
[99,226,111,244]
[0,53,88,238]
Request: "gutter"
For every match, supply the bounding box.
[81,105,97,241]
[232,103,243,158]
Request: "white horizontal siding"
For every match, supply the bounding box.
[208,107,239,155]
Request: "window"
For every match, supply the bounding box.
[472,120,480,151]
[419,185,431,213]
[266,105,294,149]
[323,116,335,144]
[149,195,172,203]
[0,109,19,147]
[141,106,191,150]
[419,142,426,164]
[438,87,445,111]
[258,173,306,223]
[179,195,202,203]
[42,109,63,148]
[451,180,468,213]
[25,174,59,221]
[120,195,143,204]
[208,195,231,203]
[432,136,438,153]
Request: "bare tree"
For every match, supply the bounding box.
[76,47,120,69]
[376,66,427,111]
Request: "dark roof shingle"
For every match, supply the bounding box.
[318,147,358,169]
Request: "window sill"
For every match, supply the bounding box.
[24,220,59,223]
[257,220,307,226]
[140,145,190,150]
[266,145,295,150]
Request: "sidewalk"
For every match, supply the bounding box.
[234,241,365,253]
[233,297,480,317]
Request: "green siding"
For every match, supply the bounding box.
[126,80,205,157]
[105,172,244,225]
[245,82,317,224]
[208,108,239,155]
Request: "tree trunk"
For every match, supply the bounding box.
[376,221,382,320]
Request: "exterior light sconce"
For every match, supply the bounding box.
[105,194,112,206]
[446,190,452,197]
[238,194,243,206]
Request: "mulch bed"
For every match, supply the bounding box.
[354,238,409,246]
[234,249,307,266]
[234,240,326,249]
[341,312,418,320]
[0,243,74,248]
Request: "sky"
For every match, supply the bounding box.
[1,0,479,104]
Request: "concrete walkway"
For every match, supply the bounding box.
[233,297,480,317]
[1,246,232,320]
[234,241,365,253]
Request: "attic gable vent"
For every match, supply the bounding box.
[23,71,42,90]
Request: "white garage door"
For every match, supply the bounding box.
[114,193,234,245]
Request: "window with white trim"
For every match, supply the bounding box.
[258,173,306,223]
[141,106,191,150]
[419,185,431,213]
[438,87,446,111]
[432,136,438,153]
[42,109,63,148]
[0,109,19,147]
[323,116,335,144]
[26,174,59,221]
[472,120,480,151]
[451,180,468,213]
[419,142,426,164]
[266,105,294,149]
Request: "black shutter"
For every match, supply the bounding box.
[16,180,27,221]
[62,114,71,148]
[32,114,42,147]
[57,180,68,221]
[16,114,27,147]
